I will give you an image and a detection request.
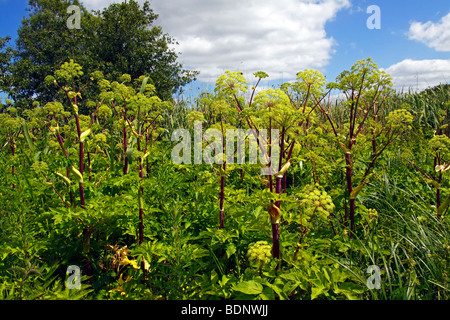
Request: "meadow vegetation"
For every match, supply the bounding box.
[0,57,449,300]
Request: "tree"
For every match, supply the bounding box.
[93,0,198,101]
[9,0,92,110]
[0,37,15,99]
[7,0,197,111]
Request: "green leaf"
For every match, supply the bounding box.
[126,147,133,165]
[437,195,450,217]
[426,179,441,189]
[63,137,72,150]
[71,166,83,183]
[141,151,150,163]
[338,141,350,154]
[55,171,71,185]
[262,280,288,300]
[350,174,373,199]
[22,119,35,152]
[80,128,91,142]
[334,282,365,300]
[232,280,263,295]
[225,243,236,258]
[218,164,227,177]
[139,76,149,95]
[311,283,327,300]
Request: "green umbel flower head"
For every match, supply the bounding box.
[247,241,272,268]
[297,183,335,222]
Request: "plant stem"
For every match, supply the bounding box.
[271,223,280,259]
[137,137,144,244]
[75,116,86,207]
[345,151,355,236]
[123,122,128,175]
[10,136,15,188]
[219,169,225,229]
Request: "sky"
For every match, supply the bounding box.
[1,0,449,99]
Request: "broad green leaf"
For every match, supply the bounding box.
[334,282,365,300]
[232,280,263,295]
[350,174,373,199]
[225,243,236,258]
[311,283,327,300]
[338,141,350,154]
[262,280,288,300]
[350,182,365,199]
[63,137,72,150]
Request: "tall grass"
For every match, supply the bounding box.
[353,148,450,299]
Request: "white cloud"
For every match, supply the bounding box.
[82,0,350,82]
[82,0,120,10]
[408,12,450,52]
[384,59,450,91]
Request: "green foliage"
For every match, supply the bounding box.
[297,183,335,222]
[429,134,450,156]
[328,57,392,95]
[385,108,413,131]
[1,57,449,301]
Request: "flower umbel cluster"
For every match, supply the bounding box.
[247,241,272,268]
[297,183,335,222]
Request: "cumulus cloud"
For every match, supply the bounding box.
[384,59,450,91]
[82,0,350,82]
[408,12,450,52]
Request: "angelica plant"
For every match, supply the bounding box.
[43,60,108,279]
[320,58,412,235]
[409,133,450,219]
[215,71,293,254]
[211,71,266,229]
[187,95,240,228]
[99,74,165,245]
[213,70,327,258]
[44,60,96,207]
[0,109,21,188]
[281,69,330,186]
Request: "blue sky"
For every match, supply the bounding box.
[1,0,449,100]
